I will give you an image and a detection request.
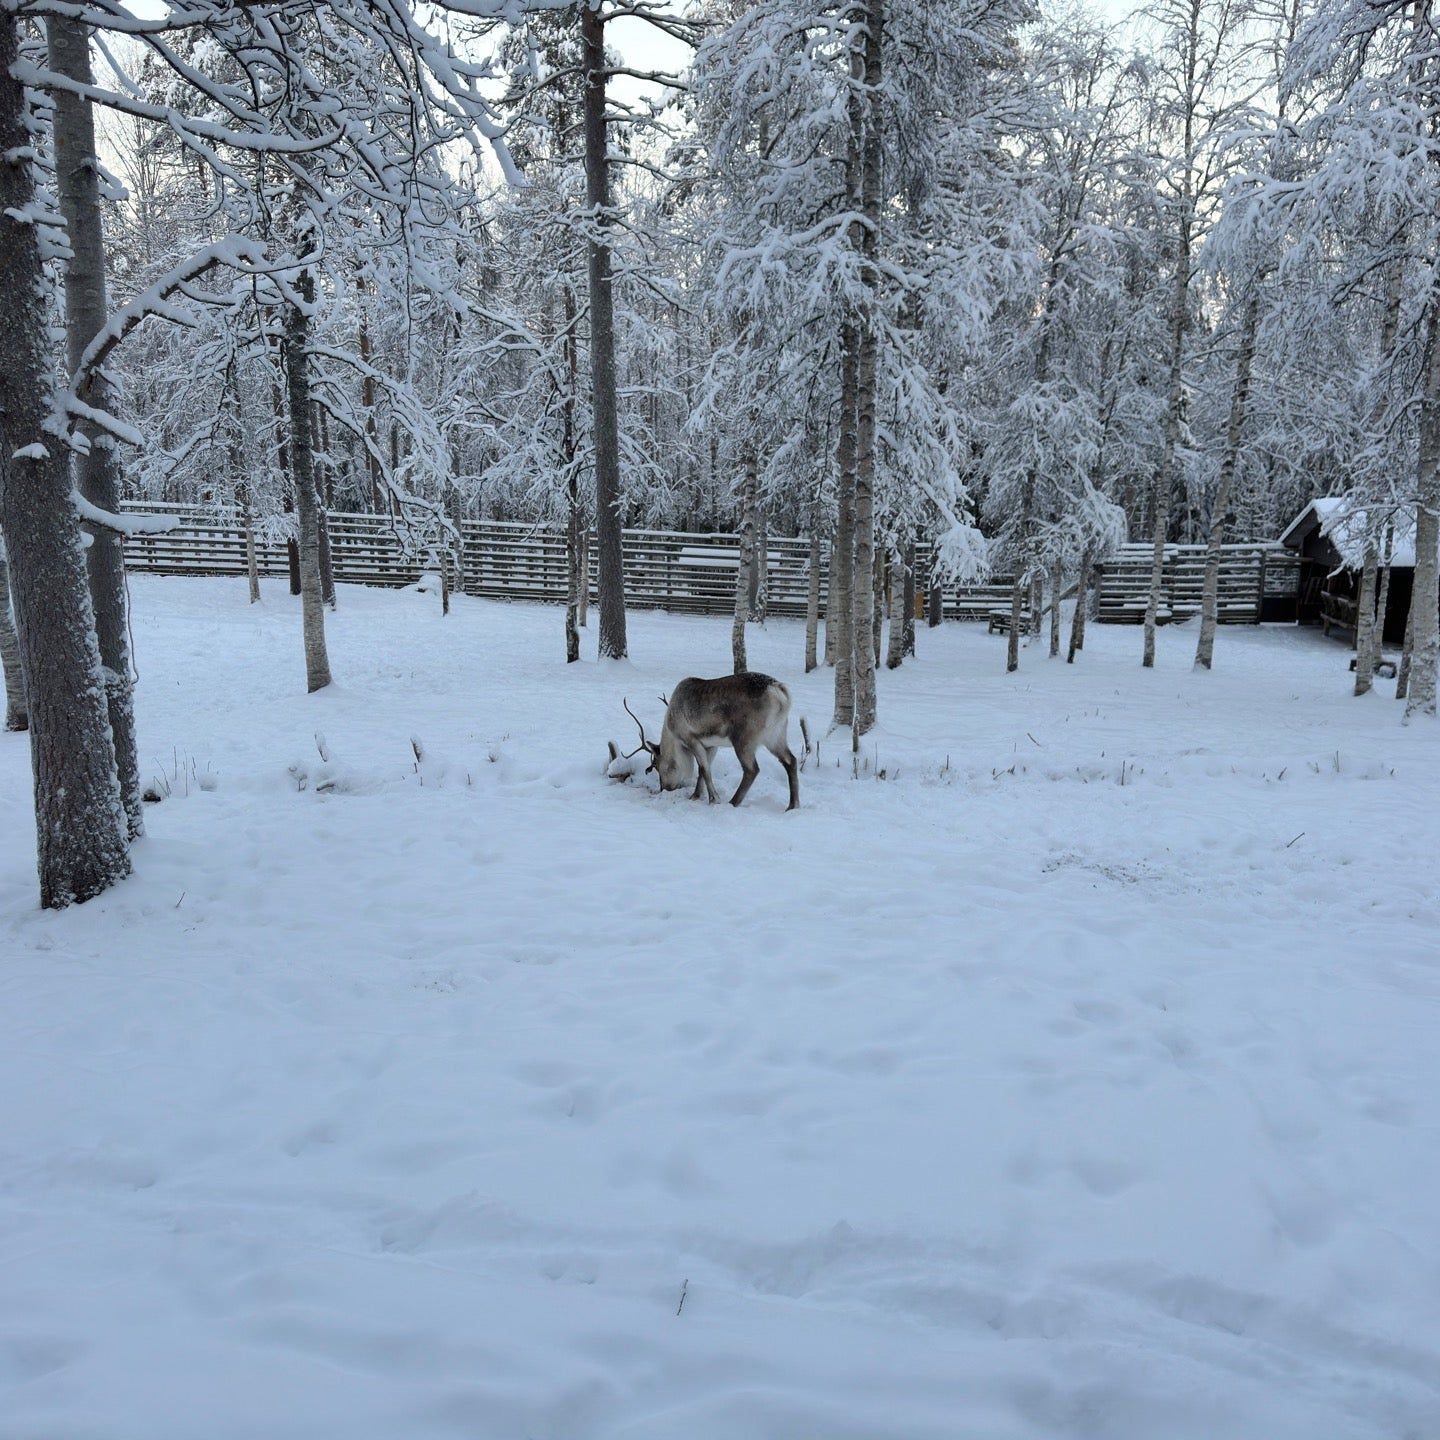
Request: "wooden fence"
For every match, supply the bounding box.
[121,506,1299,625]
[1094,543,1300,625]
[120,504,1024,621]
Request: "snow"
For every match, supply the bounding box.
[2,578,1439,1440]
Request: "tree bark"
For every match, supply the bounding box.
[0,13,129,907]
[885,542,905,670]
[832,325,858,725]
[805,527,821,672]
[317,509,336,610]
[578,527,589,628]
[581,4,627,659]
[751,503,769,622]
[1195,290,1258,671]
[49,14,144,838]
[1354,543,1380,695]
[1049,558,1062,657]
[903,537,916,656]
[850,0,883,735]
[1068,549,1091,663]
[282,278,332,693]
[1398,576,1417,700]
[1145,195,1193,668]
[1405,303,1440,720]
[732,449,757,673]
[563,284,581,662]
[0,543,28,730]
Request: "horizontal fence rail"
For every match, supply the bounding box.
[119,504,1025,621]
[1094,543,1300,625]
[120,507,1298,625]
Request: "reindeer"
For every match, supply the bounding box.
[623,672,800,810]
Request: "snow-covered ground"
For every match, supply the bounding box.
[2,577,1438,1440]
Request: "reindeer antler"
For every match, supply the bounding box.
[621,697,655,758]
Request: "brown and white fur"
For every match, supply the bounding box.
[625,672,799,810]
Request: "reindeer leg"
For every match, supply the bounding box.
[730,744,761,807]
[770,742,800,811]
[687,743,706,800]
[697,745,719,804]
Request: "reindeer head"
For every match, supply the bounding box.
[623,696,689,792]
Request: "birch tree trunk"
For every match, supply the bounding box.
[564,285,581,662]
[1195,290,1258,671]
[850,0,883,736]
[752,505,769,622]
[317,510,336,610]
[1404,303,1440,720]
[1376,552,1393,655]
[0,543,28,730]
[49,13,144,838]
[733,450,757,674]
[242,501,260,604]
[1049,558,1062,657]
[805,527,820,672]
[282,277,332,693]
[1030,573,1043,637]
[1068,549,1091,663]
[1354,544,1380,695]
[885,543,905,670]
[903,537,916,656]
[0,12,128,906]
[578,528,589,628]
[832,327,858,725]
[1145,202,1192,668]
[581,5,627,659]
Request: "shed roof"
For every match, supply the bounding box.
[1279,498,1416,568]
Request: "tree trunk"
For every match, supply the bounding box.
[578,527,589,628]
[903,537,916,656]
[885,543,905,670]
[1405,303,1440,720]
[1398,579,1417,699]
[1145,210,1192,668]
[751,504,769,622]
[1049,558,1062,658]
[1354,543,1380,695]
[1376,552,1393,658]
[49,14,144,838]
[581,5,627,659]
[848,0,883,735]
[243,508,260,604]
[832,326,858,725]
[733,449,757,674]
[563,285,581,662]
[1029,572,1043,637]
[871,546,884,670]
[318,509,336,609]
[1195,291,1258,671]
[805,527,820,672]
[927,555,943,627]
[1068,550,1091,663]
[0,543,28,730]
[282,279,332,693]
[0,13,129,907]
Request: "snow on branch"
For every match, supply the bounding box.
[71,493,180,535]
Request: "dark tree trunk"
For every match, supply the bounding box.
[832,326,858,724]
[733,450,757,673]
[581,5,627,659]
[0,13,129,906]
[49,14,143,838]
[805,527,821,672]
[563,286,581,662]
[0,543,28,730]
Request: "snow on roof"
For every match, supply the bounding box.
[1279,497,1417,567]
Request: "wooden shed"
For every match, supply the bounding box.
[1278,499,1415,646]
